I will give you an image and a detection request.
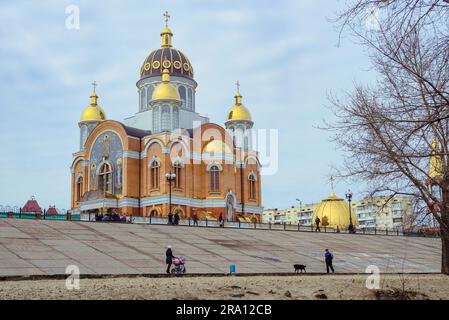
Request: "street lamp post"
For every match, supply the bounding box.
[345,190,354,233]
[166,172,176,224]
[295,198,302,209]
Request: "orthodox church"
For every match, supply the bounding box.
[70,14,262,222]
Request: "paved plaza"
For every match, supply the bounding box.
[0,219,441,276]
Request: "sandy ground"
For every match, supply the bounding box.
[0,274,448,300]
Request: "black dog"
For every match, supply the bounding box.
[294,264,307,273]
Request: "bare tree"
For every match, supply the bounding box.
[327,0,449,273]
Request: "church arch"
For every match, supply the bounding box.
[143,138,165,158]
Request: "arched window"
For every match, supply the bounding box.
[146,86,154,109]
[210,165,220,192]
[98,163,113,194]
[150,160,160,189]
[249,173,257,200]
[76,176,83,202]
[140,89,146,112]
[153,106,160,132]
[173,107,179,129]
[188,88,193,109]
[173,161,182,189]
[178,86,186,107]
[161,105,170,131]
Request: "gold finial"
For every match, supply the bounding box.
[234,81,242,105]
[161,11,173,48]
[92,80,98,93]
[329,176,336,197]
[90,81,98,105]
[163,11,171,27]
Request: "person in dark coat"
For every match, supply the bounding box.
[192,212,198,226]
[168,212,173,225]
[324,249,335,273]
[315,217,321,232]
[174,212,180,225]
[166,245,174,274]
[219,214,224,227]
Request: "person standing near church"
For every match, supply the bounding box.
[324,249,335,273]
[174,212,180,225]
[315,217,321,232]
[192,212,198,226]
[166,245,174,274]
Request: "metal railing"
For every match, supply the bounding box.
[78,214,407,237]
[0,211,419,237]
[0,212,80,221]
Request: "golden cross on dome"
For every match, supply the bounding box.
[329,175,335,192]
[235,80,240,93]
[92,80,98,93]
[163,11,171,27]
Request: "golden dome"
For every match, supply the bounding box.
[203,140,232,155]
[140,24,194,80]
[80,91,106,122]
[151,69,181,101]
[312,192,358,229]
[429,137,443,178]
[226,86,252,123]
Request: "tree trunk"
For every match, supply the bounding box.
[442,230,449,274]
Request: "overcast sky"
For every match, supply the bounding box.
[0,0,377,210]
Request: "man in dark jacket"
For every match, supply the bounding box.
[166,245,174,274]
[192,212,198,226]
[219,214,224,227]
[174,212,180,225]
[324,249,335,273]
[315,217,321,232]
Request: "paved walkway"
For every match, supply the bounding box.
[0,219,441,276]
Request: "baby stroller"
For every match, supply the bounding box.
[171,256,186,274]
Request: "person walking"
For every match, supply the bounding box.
[219,214,224,227]
[192,212,198,226]
[168,212,173,225]
[324,249,335,273]
[315,217,321,232]
[166,245,174,274]
[174,212,180,225]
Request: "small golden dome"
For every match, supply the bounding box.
[151,69,181,101]
[80,91,106,122]
[312,192,358,229]
[226,85,252,123]
[203,140,232,154]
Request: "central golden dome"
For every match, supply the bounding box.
[140,26,194,80]
[151,69,181,101]
[312,192,358,229]
[80,91,106,122]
